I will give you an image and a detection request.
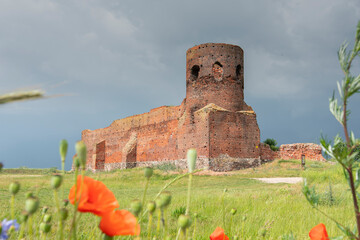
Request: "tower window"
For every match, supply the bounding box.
[236,64,242,79]
[190,65,200,81]
[213,62,223,81]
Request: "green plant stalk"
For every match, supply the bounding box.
[139,178,150,224]
[18,222,26,240]
[147,213,153,240]
[61,158,65,200]
[221,190,226,230]
[162,208,166,238]
[185,174,192,215]
[229,215,233,239]
[139,168,204,221]
[54,189,64,240]
[69,167,80,240]
[142,178,150,206]
[156,208,161,236]
[11,194,15,220]
[192,217,197,239]
[241,220,245,239]
[28,215,33,240]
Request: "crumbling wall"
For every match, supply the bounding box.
[259,143,280,162]
[279,143,325,161]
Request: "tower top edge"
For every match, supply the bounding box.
[186,43,243,55]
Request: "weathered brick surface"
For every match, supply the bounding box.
[279,143,325,161]
[259,143,280,162]
[81,43,269,172]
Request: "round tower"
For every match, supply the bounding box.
[186,43,244,113]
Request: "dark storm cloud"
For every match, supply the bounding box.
[0,0,359,169]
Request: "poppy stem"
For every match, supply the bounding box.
[221,189,226,230]
[11,194,15,220]
[147,213,153,240]
[156,208,161,236]
[185,174,193,215]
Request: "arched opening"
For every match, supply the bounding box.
[95,140,105,170]
[213,62,223,81]
[190,65,200,81]
[236,64,242,79]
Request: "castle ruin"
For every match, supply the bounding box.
[81,43,322,172]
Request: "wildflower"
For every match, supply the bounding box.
[68,175,119,216]
[309,223,329,240]
[0,219,19,240]
[210,227,229,240]
[99,210,140,236]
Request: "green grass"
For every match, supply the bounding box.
[0,160,355,239]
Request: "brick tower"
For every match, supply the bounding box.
[185,43,245,113]
[81,43,267,172]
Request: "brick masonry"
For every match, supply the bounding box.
[279,143,326,161]
[81,43,325,172]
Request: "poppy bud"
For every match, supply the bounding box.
[59,139,68,162]
[73,157,80,169]
[40,222,51,233]
[25,196,39,215]
[75,141,87,168]
[164,237,171,240]
[9,182,20,195]
[223,188,228,193]
[25,192,33,199]
[43,214,52,223]
[242,215,247,221]
[144,167,153,179]
[60,208,68,221]
[147,201,156,214]
[178,214,191,229]
[19,211,28,223]
[63,199,69,207]
[187,148,197,173]
[230,208,237,215]
[41,206,49,214]
[193,213,198,218]
[158,191,172,208]
[233,236,239,240]
[130,199,142,217]
[51,174,62,189]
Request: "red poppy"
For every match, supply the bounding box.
[99,210,140,236]
[210,227,229,240]
[309,223,329,240]
[68,175,119,216]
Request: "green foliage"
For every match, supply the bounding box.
[263,138,279,151]
[171,206,186,219]
[304,20,360,240]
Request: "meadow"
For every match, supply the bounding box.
[0,159,354,239]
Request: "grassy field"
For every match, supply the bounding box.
[0,159,354,239]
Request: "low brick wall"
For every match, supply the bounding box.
[279,143,325,161]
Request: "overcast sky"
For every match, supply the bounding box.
[1,0,360,170]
